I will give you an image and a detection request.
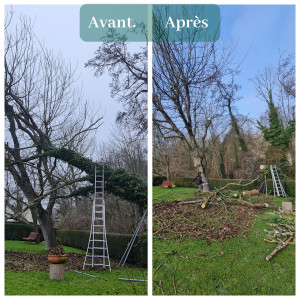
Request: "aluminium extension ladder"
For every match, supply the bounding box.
[270,165,288,198]
[83,167,111,270]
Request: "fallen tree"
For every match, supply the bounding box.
[182,175,276,209]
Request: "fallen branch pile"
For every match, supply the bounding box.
[182,176,275,209]
[264,215,295,261]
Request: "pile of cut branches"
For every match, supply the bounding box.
[264,215,295,261]
[183,176,274,209]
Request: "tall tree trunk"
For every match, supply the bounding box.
[30,207,40,243]
[38,207,57,249]
[165,155,170,181]
[192,155,211,192]
[218,142,227,179]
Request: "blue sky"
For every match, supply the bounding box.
[220,5,295,119]
[5,4,296,138]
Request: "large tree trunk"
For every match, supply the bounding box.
[30,207,41,243]
[192,156,211,192]
[38,207,57,249]
[165,156,170,181]
[218,142,227,179]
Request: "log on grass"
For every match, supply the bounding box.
[242,189,260,197]
[265,235,294,261]
[226,199,272,209]
[201,198,209,209]
[181,200,202,205]
[200,176,261,209]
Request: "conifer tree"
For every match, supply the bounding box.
[257,90,294,150]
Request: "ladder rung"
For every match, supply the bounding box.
[86,255,103,258]
[89,247,107,249]
[91,239,105,242]
[86,255,108,258]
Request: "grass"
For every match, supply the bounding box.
[153,187,295,295]
[5,240,86,254]
[5,241,147,295]
[5,269,147,295]
[153,186,199,203]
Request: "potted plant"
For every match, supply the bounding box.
[48,245,67,264]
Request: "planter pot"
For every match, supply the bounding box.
[48,254,67,264]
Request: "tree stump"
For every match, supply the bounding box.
[282,202,293,213]
[49,263,65,281]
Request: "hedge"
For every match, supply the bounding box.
[153,176,295,197]
[5,222,44,241]
[57,229,147,267]
[153,176,167,186]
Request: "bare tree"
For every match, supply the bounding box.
[5,13,102,248]
[251,52,295,176]
[97,122,147,180]
[85,41,148,136]
[251,51,295,127]
[152,36,241,191]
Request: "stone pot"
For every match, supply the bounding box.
[48,254,67,264]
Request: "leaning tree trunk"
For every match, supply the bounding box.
[39,142,147,208]
[192,155,211,192]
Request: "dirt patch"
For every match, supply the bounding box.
[5,252,121,272]
[153,200,258,242]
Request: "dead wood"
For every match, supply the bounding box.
[264,215,295,261]
[202,176,262,208]
[226,199,272,209]
[182,175,273,209]
[265,235,294,261]
[242,189,260,196]
[182,199,203,205]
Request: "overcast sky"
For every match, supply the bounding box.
[5,4,295,140]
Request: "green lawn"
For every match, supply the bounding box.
[153,186,200,203]
[5,269,147,295]
[5,241,147,295]
[5,240,86,254]
[153,187,295,295]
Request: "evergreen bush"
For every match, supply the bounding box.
[153,176,167,186]
[5,222,44,241]
[156,177,296,197]
[57,229,147,267]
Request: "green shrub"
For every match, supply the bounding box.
[5,222,44,241]
[167,177,295,197]
[57,229,147,267]
[170,177,194,187]
[153,176,167,186]
[266,179,295,197]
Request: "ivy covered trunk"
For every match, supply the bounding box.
[40,144,147,208]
